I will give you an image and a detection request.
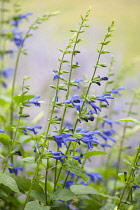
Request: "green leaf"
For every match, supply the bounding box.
[63,159,89,182]
[83,150,108,158]
[14,176,43,193]
[70,185,119,200]
[25,201,50,210]
[118,117,140,125]
[51,201,67,210]
[51,189,78,201]
[0,133,12,145]
[0,172,20,193]
[20,157,35,163]
[30,190,46,201]
[13,95,34,105]
[0,95,11,105]
[0,153,5,158]
[96,63,107,68]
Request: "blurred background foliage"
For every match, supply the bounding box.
[8,0,140,94]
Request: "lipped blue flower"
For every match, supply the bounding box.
[64,95,83,112]
[10,12,32,27]
[86,172,102,182]
[102,118,120,128]
[53,133,78,148]
[8,163,23,175]
[95,76,108,86]
[23,125,42,135]
[82,110,95,122]
[33,143,38,152]
[65,180,74,188]
[74,78,83,89]
[11,29,24,47]
[73,154,83,164]
[1,67,14,78]
[15,151,22,156]
[133,184,140,191]
[111,87,125,96]
[0,129,6,133]
[96,93,114,106]
[76,128,101,149]
[99,129,116,142]
[2,82,7,88]
[89,102,101,114]
[29,96,41,107]
[53,70,62,80]
[69,171,79,179]
[100,143,112,148]
[52,151,68,162]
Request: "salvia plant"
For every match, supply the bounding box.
[0,1,140,210]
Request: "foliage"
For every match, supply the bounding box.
[0,1,140,210]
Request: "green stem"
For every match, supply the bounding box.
[63,171,70,188]
[45,159,49,205]
[113,95,135,194]
[10,20,39,139]
[117,147,139,209]
[22,162,40,209]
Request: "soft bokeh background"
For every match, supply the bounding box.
[8,0,140,124]
[16,0,140,91]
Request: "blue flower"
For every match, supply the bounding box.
[77,129,101,149]
[96,93,114,106]
[8,163,23,175]
[12,29,24,47]
[2,67,14,78]
[23,125,42,135]
[18,12,32,20]
[10,12,32,27]
[2,82,7,88]
[73,154,83,164]
[29,96,41,107]
[100,129,116,142]
[64,95,83,112]
[69,171,79,179]
[133,184,140,191]
[100,143,112,148]
[53,133,78,148]
[82,110,95,122]
[102,118,120,128]
[52,151,68,162]
[15,151,22,156]
[89,102,101,114]
[33,143,38,152]
[62,180,74,188]
[0,129,6,133]
[74,78,83,89]
[111,87,125,96]
[86,172,102,182]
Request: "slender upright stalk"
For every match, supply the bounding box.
[117,146,140,209]
[113,95,135,193]
[55,21,115,188]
